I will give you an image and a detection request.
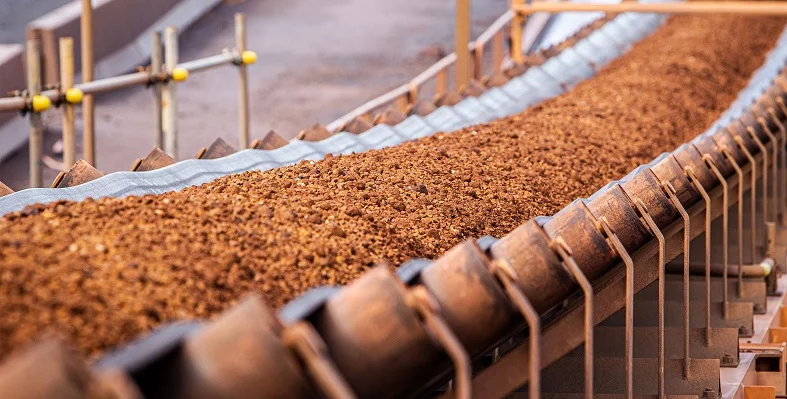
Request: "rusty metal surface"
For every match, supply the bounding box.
[250,130,288,150]
[565,325,739,366]
[0,180,13,197]
[296,123,333,142]
[309,267,444,398]
[650,155,701,208]
[196,138,237,160]
[419,241,517,361]
[409,100,438,117]
[542,201,618,280]
[51,159,104,188]
[374,107,408,126]
[636,276,767,313]
[490,220,575,314]
[435,90,465,107]
[130,148,175,172]
[0,340,95,398]
[585,184,652,252]
[541,357,719,396]
[692,135,734,179]
[466,149,758,397]
[674,144,717,193]
[340,117,374,134]
[163,296,315,398]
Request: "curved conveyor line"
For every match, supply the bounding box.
[0,11,668,216]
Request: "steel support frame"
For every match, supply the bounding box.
[465,147,771,398]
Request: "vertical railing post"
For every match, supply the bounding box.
[511,0,525,64]
[492,30,504,72]
[26,39,44,188]
[473,44,484,81]
[456,0,471,88]
[436,68,448,98]
[235,13,250,149]
[151,31,164,150]
[59,37,76,170]
[163,27,179,159]
[408,82,419,107]
[81,0,96,166]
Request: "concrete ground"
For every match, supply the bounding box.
[0,0,508,190]
[0,0,75,43]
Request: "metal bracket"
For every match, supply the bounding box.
[722,146,748,297]
[660,180,692,379]
[489,258,541,399]
[704,154,731,318]
[744,125,771,228]
[551,236,594,399]
[685,166,713,346]
[282,322,357,399]
[774,98,787,225]
[630,196,667,399]
[407,286,471,399]
[734,136,760,264]
[589,211,635,399]
[754,115,779,223]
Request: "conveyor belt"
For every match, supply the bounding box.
[0,12,667,216]
[3,7,787,399]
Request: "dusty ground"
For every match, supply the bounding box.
[0,0,508,190]
[0,0,75,43]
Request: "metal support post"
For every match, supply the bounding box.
[163,27,179,159]
[704,155,730,318]
[661,180,691,379]
[735,137,759,262]
[686,167,713,346]
[722,147,747,297]
[151,31,164,150]
[81,0,95,166]
[26,39,44,188]
[456,0,471,88]
[552,237,594,399]
[511,0,525,64]
[631,198,666,399]
[235,13,250,149]
[59,38,76,170]
[490,258,540,399]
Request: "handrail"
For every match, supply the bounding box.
[513,0,787,15]
[326,10,520,133]
[0,51,238,113]
[411,53,458,88]
[475,11,514,47]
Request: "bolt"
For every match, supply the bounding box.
[702,388,718,399]
[739,326,752,336]
[721,354,736,365]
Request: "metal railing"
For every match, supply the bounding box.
[0,9,257,188]
[325,10,520,133]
